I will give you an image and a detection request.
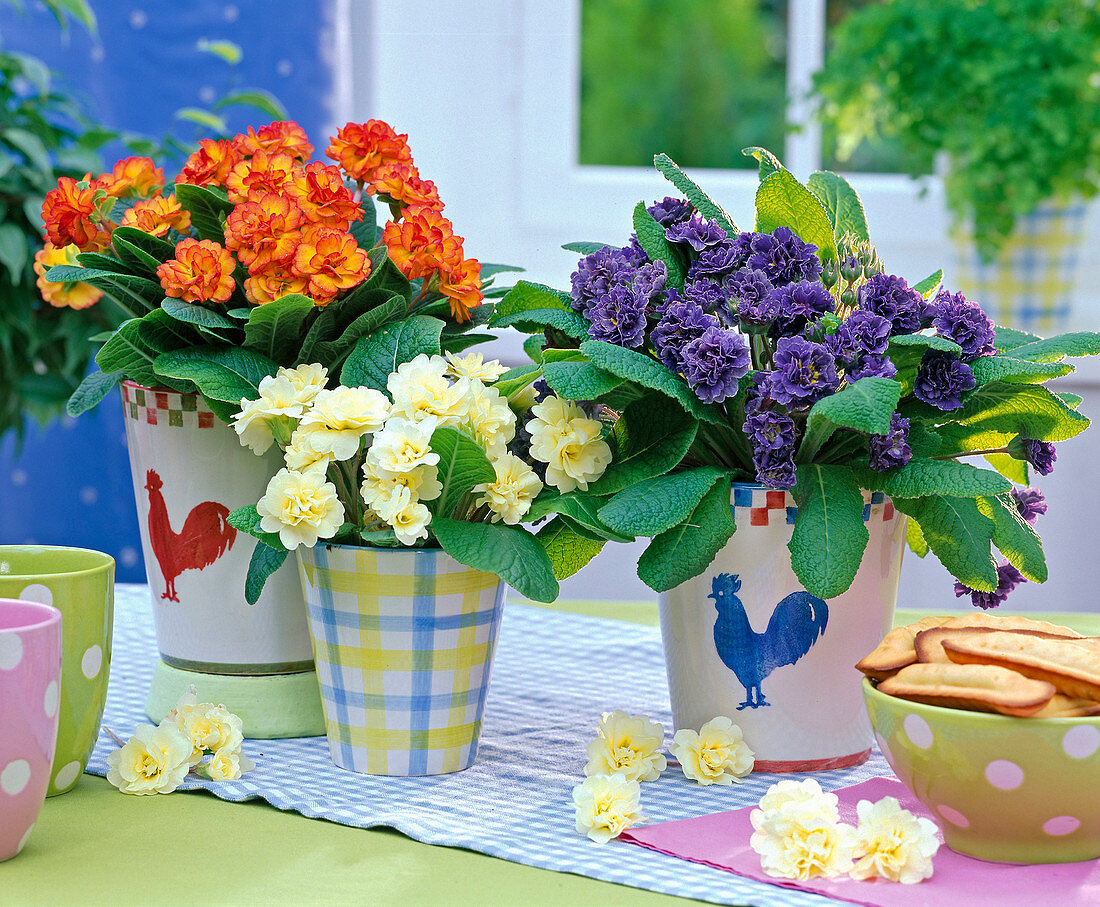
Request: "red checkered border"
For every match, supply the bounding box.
[121,381,217,430]
[731,486,895,528]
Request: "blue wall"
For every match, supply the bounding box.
[0,0,337,581]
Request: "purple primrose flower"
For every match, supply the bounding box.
[768,279,836,337]
[1021,439,1057,476]
[586,283,648,348]
[955,562,1026,610]
[647,197,694,227]
[742,227,823,285]
[665,214,728,252]
[725,267,776,324]
[569,245,633,314]
[846,353,898,381]
[632,259,667,305]
[681,325,751,404]
[769,336,840,407]
[869,413,912,472]
[930,289,996,360]
[825,310,892,363]
[1011,487,1047,525]
[688,240,745,279]
[681,276,728,313]
[744,408,798,489]
[858,273,924,335]
[651,296,717,371]
[913,351,976,411]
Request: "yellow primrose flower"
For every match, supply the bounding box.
[257,467,345,549]
[375,486,432,545]
[387,353,468,425]
[367,416,440,474]
[361,461,441,513]
[461,379,516,459]
[278,363,328,406]
[233,373,309,454]
[584,710,666,782]
[298,386,391,461]
[474,453,542,525]
[750,804,855,881]
[669,716,754,785]
[106,723,193,795]
[572,773,644,844]
[527,395,611,493]
[444,350,508,383]
[202,747,256,781]
[756,778,840,823]
[284,426,335,472]
[849,796,940,884]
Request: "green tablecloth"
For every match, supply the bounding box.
[6,601,1097,905]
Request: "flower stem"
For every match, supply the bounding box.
[931,447,1010,460]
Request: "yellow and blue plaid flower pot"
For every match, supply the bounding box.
[952,201,1087,335]
[297,543,505,776]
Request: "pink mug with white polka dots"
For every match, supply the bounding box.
[0,599,62,861]
[0,546,114,795]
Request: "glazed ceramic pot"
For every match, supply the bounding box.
[297,544,506,776]
[658,483,905,772]
[120,382,324,737]
[0,546,113,795]
[952,201,1087,335]
[0,599,61,860]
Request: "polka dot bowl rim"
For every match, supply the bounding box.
[0,545,115,581]
[0,599,62,633]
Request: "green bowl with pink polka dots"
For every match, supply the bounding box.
[0,547,114,796]
[864,678,1100,864]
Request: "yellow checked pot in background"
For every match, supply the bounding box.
[296,544,506,776]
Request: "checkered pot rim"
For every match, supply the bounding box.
[730,482,895,529]
[121,380,218,430]
[296,543,506,776]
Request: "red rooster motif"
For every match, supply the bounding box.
[144,469,236,602]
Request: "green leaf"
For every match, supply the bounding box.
[993,326,1042,353]
[588,394,696,495]
[807,171,869,243]
[244,542,289,606]
[197,38,243,64]
[3,128,51,176]
[94,319,160,387]
[632,201,685,288]
[161,297,238,333]
[175,107,228,133]
[0,223,28,281]
[788,465,869,598]
[137,308,202,355]
[429,426,496,517]
[346,196,377,249]
[1007,333,1100,363]
[492,280,573,318]
[562,241,613,255]
[526,490,633,543]
[653,153,739,235]
[173,183,232,242]
[75,252,133,275]
[536,517,605,581]
[523,334,547,364]
[153,346,278,405]
[1057,392,1083,410]
[741,146,783,180]
[440,332,495,355]
[598,466,728,537]
[491,366,541,400]
[906,518,928,558]
[431,517,558,603]
[912,269,944,299]
[479,263,524,279]
[66,369,123,417]
[109,226,176,263]
[984,453,1029,486]
[340,315,445,393]
[852,458,1012,499]
[892,496,998,592]
[226,504,283,548]
[541,359,623,401]
[954,383,1090,443]
[304,292,407,370]
[754,169,838,263]
[580,339,724,425]
[969,356,1072,386]
[887,333,964,356]
[362,247,412,302]
[799,377,901,462]
[242,294,314,363]
[977,495,1047,583]
[637,478,736,593]
[212,89,287,120]
[492,306,590,340]
[44,267,162,317]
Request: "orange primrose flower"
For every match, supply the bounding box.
[33,243,103,310]
[382,206,463,279]
[99,156,164,198]
[438,258,483,323]
[41,176,111,251]
[233,120,314,161]
[286,161,362,231]
[224,196,305,269]
[157,238,237,304]
[325,120,412,183]
[290,226,370,304]
[243,265,311,306]
[119,194,192,238]
[224,150,299,204]
[177,139,240,187]
[368,160,443,211]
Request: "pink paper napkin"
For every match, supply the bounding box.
[620,777,1100,907]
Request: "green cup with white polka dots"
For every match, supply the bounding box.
[0,547,114,796]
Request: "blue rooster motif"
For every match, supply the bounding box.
[710,573,829,709]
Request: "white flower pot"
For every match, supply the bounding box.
[658,483,905,772]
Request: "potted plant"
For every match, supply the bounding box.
[488,146,1100,770]
[812,0,1100,333]
[38,117,513,736]
[228,348,617,774]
